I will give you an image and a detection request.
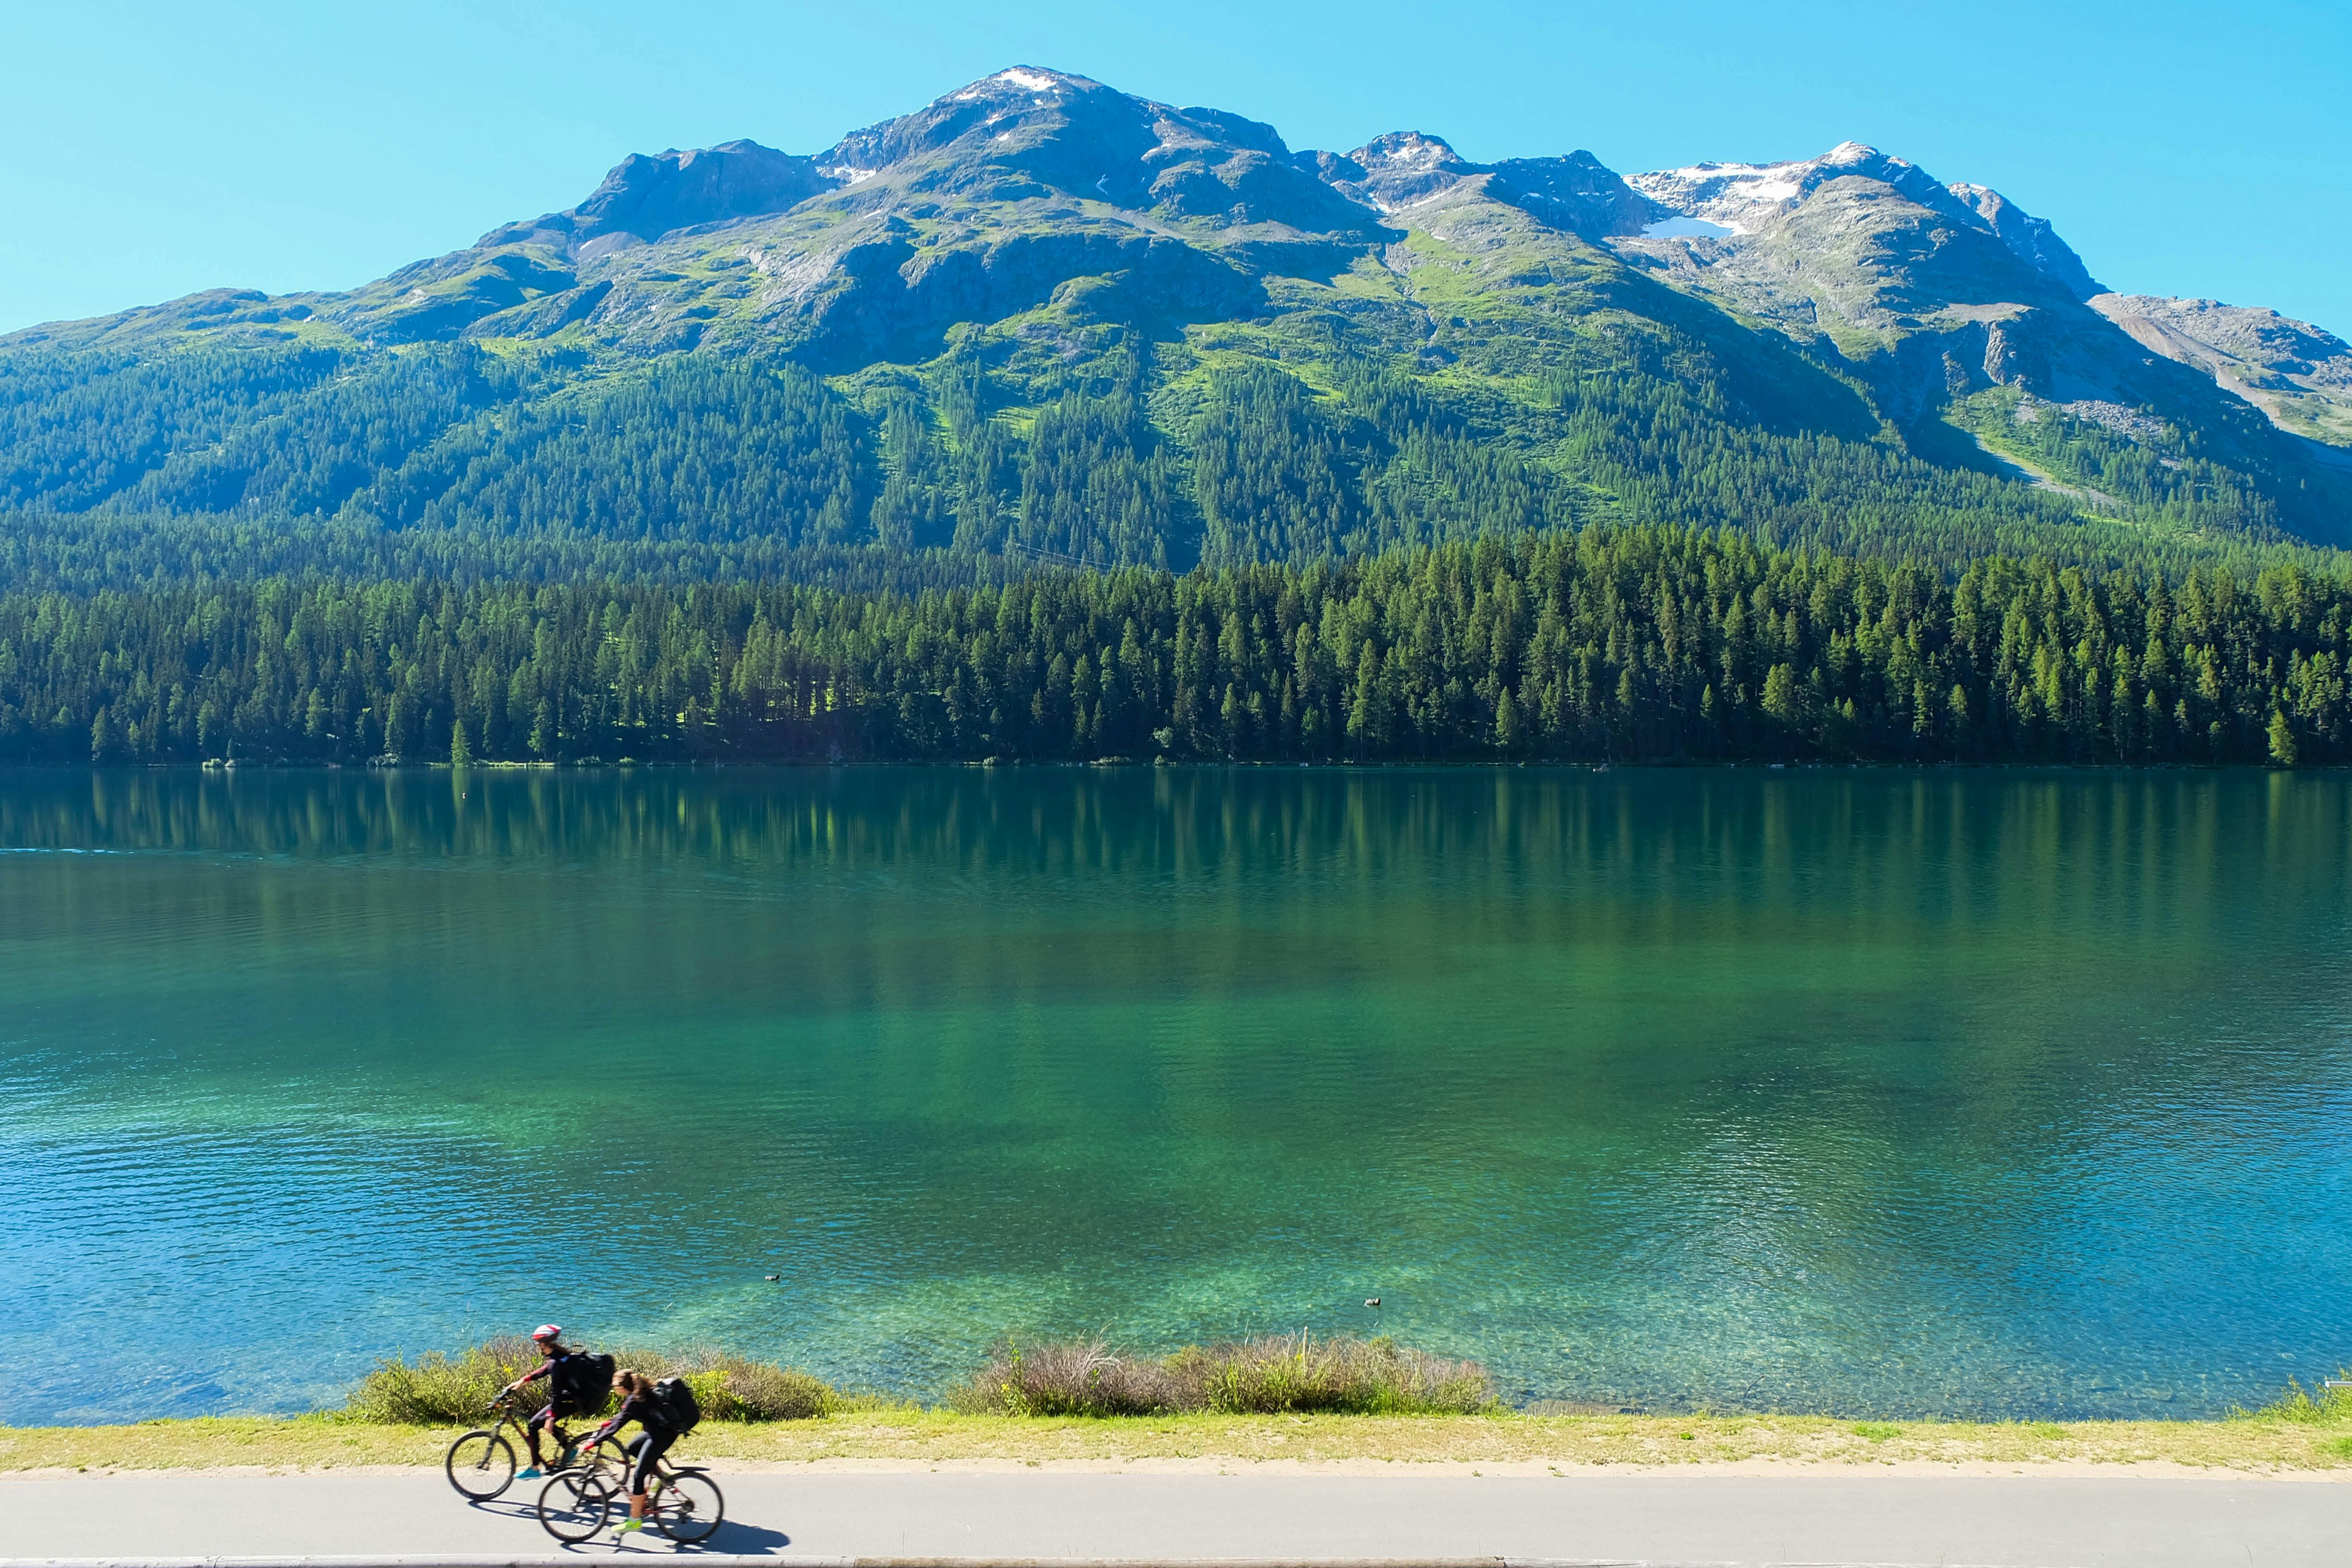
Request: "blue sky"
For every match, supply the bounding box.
[3,0,2345,336]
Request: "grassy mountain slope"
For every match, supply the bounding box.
[3,69,2346,586]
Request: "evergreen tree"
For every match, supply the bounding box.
[6,526,2351,768]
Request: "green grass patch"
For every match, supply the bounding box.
[2231,1376,2352,1428]
[11,1406,2352,1474]
[19,1344,2350,1479]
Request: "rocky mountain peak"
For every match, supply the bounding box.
[959,65,1093,98]
[1295,131,1650,237]
[1625,143,2104,304]
[1353,130,1468,172]
[1487,152,1659,238]
[1626,141,1965,235]
[478,139,836,260]
[802,66,1368,234]
[814,65,1136,186]
[1948,183,2104,301]
[1316,131,1476,211]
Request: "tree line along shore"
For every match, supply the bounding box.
[2,1335,2348,1472]
[6,526,2352,769]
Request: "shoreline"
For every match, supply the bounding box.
[10,1457,2352,1481]
[6,1411,2346,1475]
[0,758,2335,774]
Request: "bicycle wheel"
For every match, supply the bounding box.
[652,1468,725,1544]
[445,1429,514,1500]
[536,1470,615,1543]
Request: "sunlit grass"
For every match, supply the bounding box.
[9,1352,2347,1475]
[7,1407,2350,1473]
[2230,1376,2352,1429]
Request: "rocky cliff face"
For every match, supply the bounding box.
[1948,183,2103,302]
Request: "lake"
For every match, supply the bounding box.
[2,765,2348,1424]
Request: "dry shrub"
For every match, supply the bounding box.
[954,1333,1493,1417]
[952,1338,1175,1416]
[1170,1333,1492,1414]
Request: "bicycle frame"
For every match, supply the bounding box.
[494,1390,580,1462]
[574,1432,653,1488]
[578,1433,703,1502]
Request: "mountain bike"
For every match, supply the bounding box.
[535,1434,725,1544]
[443,1389,579,1501]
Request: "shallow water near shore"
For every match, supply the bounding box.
[2,765,2348,1424]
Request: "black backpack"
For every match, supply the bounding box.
[650,1374,701,1435]
[552,1351,616,1416]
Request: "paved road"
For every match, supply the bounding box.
[2,1466,2346,1567]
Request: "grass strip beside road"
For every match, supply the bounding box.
[6,1409,2351,1474]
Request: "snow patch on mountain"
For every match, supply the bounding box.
[1627,141,1970,234]
[952,67,1069,100]
[1626,143,2106,304]
[1642,215,1736,239]
[1627,159,1806,233]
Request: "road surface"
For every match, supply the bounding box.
[2,1464,2346,1566]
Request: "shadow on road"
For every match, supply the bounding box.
[466,1499,537,1522]
[456,1490,790,1553]
[557,1520,791,1555]
[695,1520,792,1553]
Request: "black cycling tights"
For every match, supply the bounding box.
[625,1429,676,1496]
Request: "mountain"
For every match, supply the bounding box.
[2089,294,2352,451]
[2,66,2346,584]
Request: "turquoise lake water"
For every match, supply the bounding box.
[2,766,2348,1423]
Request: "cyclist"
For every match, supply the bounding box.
[501,1324,590,1480]
[587,1368,685,1533]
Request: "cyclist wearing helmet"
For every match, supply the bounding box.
[502,1324,586,1479]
